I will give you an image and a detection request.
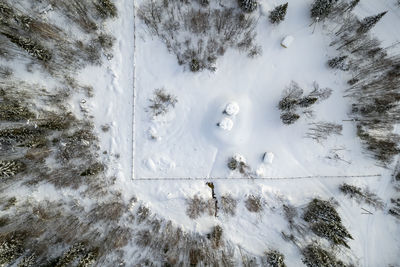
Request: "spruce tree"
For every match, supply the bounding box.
[347,0,360,11]
[238,0,258,13]
[269,3,288,24]
[310,0,338,21]
[357,11,387,34]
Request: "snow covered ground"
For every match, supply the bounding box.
[79,0,399,265]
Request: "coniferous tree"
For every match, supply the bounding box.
[269,3,288,24]
[310,0,338,21]
[357,11,387,34]
[347,0,360,11]
[238,0,258,13]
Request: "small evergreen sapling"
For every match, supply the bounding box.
[310,0,338,21]
[269,3,288,24]
[357,11,387,34]
[239,0,258,13]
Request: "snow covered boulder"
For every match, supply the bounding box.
[263,152,274,164]
[281,35,294,48]
[224,102,240,116]
[217,117,234,131]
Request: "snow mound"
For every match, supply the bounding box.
[233,153,246,164]
[281,35,294,48]
[218,117,234,131]
[225,102,240,116]
[263,152,274,164]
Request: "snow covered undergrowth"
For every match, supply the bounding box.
[129,0,400,265]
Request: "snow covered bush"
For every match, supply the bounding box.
[245,195,263,213]
[238,0,258,13]
[265,249,286,267]
[138,0,261,72]
[227,154,250,174]
[220,194,238,216]
[339,183,384,210]
[303,199,353,248]
[269,3,288,24]
[357,12,387,34]
[185,195,215,219]
[278,81,332,125]
[0,160,25,179]
[148,88,178,117]
[208,225,223,249]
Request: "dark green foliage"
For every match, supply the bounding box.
[0,232,26,266]
[0,100,35,122]
[80,162,105,176]
[311,221,352,248]
[302,243,346,267]
[298,97,318,108]
[2,33,52,61]
[190,58,201,72]
[94,0,118,18]
[148,88,178,117]
[280,112,300,125]
[239,0,258,13]
[304,199,353,248]
[269,3,288,24]
[339,183,384,209]
[347,0,360,11]
[311,0,338,20]
[265,250,286,267]
[357,11,387,34]
[328,56,349,71]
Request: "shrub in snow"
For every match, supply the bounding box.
[217,117,234,131]
[148,88,177,117]
[328,56,349,71]
[245,195,263,212]
[0,232,25,266]
[306,122,343,142]
[208,225,223,249]
[94,0,117,18]
[224,102,240,116]
[190,58,201,72]
[280,112,300,125]
[0,160,25,178]
[310,0,338,21]
[357,11,387,34]
[238,0,258,13]
[220,194,238,216]
[339,183,384,210]
[265,249,286,267]
[269,3,288,24]
[186,195,215,219]
[302,243,346,267]
[227,154,249,174]
[389,198,400,220]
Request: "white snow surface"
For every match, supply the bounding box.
[81,0,400,265]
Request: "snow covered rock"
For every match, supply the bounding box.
[281,35,294,48]
[224,102,240,116]
[263,152,274,164]
[218,117,234,131]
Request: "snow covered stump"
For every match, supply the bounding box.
[281,35,294,48]
[263,152,274,164]
[224,102,240,116]
[217,117,234,131]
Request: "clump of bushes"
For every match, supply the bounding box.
[265,249,286,267]
[306,122,343,143]
[147,88,177,117]
[303,198,353,248]
[185,195,215,219]
[138,0,261,72]
[220,194,238,216]
[278,81,332,125]
[208,225,223,249]
[0,160,26,179]
[245,195,263,213]
[227,155,250,175]
[339,183,384,209]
